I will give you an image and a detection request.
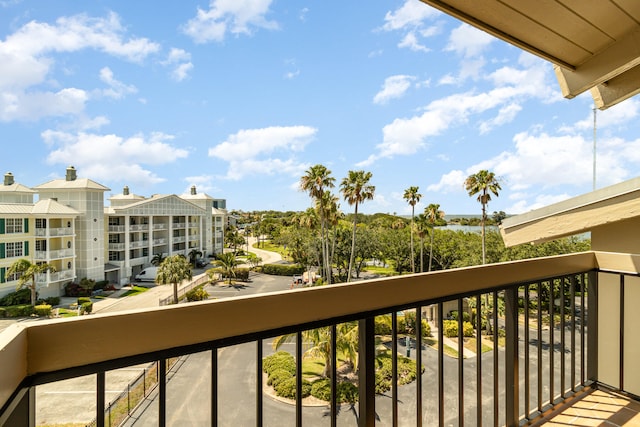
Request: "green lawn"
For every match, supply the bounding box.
[118,286,149,298]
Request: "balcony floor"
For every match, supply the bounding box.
[539,389,640,426]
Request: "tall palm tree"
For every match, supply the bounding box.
[340,170,375,282]
[317,190,340,284]
[414,214,429,273]
[424,203,445,271]
[7,259,56,306]
[464,170,502,265]
[150,253,166,266]
[300,165,335,282]
[156,255,193,304]
[187,249,203,266]
[403,186,422,273]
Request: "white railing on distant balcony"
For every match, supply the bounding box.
[188,234,199,241]
[172,222,186,229]
[188,222,199,228]
[35,227,74,237]
[35,270,75,284]
[172,236,186,243]
[129,224,149,231]
[153,238,166,245]
[108,225,125,233]
[34,249,74,260]
[153,224,167,230]
[108,243,125,250]
[129,241,148,249]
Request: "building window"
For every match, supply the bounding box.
[35,240,47,251]
[6,218,23,234]
[6,270,21,281]
[36,218,46,229]
[6,242,23,258]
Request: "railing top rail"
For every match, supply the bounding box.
[1,250,632,413]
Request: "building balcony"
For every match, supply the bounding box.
[152,224,167,230]
[34,270,74,285]
[172,222,186,229]
[34,249,74,260]
[152,238,167,246]
[0,251,636,426]
[34,227,74,237]
[129,224,149,232]
[107,225,124,233]
[108,243,125,251]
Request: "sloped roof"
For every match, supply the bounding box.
[500,176,640,247]
[420,0,640,109]
[0,183,35,194]
[107,193,205,214]
[34,178,110,192]
[0,199,80,216]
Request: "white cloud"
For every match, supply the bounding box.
[0,12,159,121]
[208,125,317,180]
[361,55,554,166]
[445,24,494,58]
[98,67,137,99]
[183,0,279,43]
[479,103,522,134]
[507,193,572,214]
[42,130,188,186]
[163,48,193,82]
[381,0,438,31]
[373,75,415,105]
[427,169,466,193]
[398,31,429,52]
[183,175,221,196]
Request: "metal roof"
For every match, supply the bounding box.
[420,0,640,109]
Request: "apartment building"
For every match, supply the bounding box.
[0,167,228,297]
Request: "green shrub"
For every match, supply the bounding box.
[337,382,358,403]
[79,277,96,293]
[80,301,93,315]
[263,351,296,376]
[0,288,32,306]
[261,264,305,276]
[310,378,331,401]
[93,280,109,291]
[274,377,311,399]
[0,307,6,318]
[374,316,392,335]
[44,296,61,306]
[77,297,91,305]
[5,305,34,317]
[34,304,52,317]
[450,310,471,322]
[186,287,209,302]
[443,320,474,337]
[234,268,250,281]
[267,368,293,387]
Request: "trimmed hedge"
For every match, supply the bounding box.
[263,351,296,376]
[80,301,93,315]
[443,320,475,338]
[34,304,52,317]
[274,377,311,399]
[5,305,33,317]
[262,264,304,276]
[310,378,359,403]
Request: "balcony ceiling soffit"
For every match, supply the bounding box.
[420,0,640,109]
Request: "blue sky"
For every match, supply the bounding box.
[1,0,639,216]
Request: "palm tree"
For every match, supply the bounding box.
[424,203,445,272]
[403,186,422,273]
[156,255,193,304]
[340,170,375,282]
[464,170,502,265]
[317,190,340,284]
[215,252,239,285]
[150,253,166,266]
[300,165,335,282]
[414,213,429,273]
[7,259,56,306]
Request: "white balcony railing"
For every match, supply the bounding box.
[108,225,125,233]
[35,227,74,237]
[108,243,125,251]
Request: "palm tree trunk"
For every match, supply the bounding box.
[173,282,179,304]
[481,201,486,265]
[429,229,434,272]
[419,236,424,273]
[410,206,415,273]
[347,204,358,282]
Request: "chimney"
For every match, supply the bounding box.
[4,172,14,186]
[66,166,77,181]
[190,185,197,195]
[123,186,130,196]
